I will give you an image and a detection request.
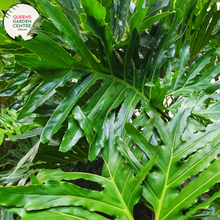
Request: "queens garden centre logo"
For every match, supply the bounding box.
[3,4,42,41]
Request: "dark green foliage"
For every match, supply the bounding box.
[0,0,220,219]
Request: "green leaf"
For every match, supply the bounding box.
[0,209,14,220]
[0,21,89,120]
[9,140,41,177]
[139,12,171,33]
[54,0,81,23]
[41,74,96,144]
[110,0,130,42]
[7,206,108,220]
[192,94,220,121]
[0,25,82,72]
[0,10,3,19]
[187,191,220,219]
[0,0,17,11]
[36,0,97,68]
[168,49,218,97]
[27,16,43,37]
[0,129,4,145]
[41,20,60,35]
[122,101,220,219]
[0,55,4,74]
[151,78,169,107]
[182,117,205,141]
[146,0,169,16]
[171,39,191,88]
[33,141,89,168]
[0,115,157,219]
[81,0,106,26]
[41,69,145,157]
[89,112,110,161]
[204,80,220,95]
[1,1,220,219]
[125,123,158,159]
[129,0,148,34]
[59,114,84,152]
[116,136,144,174]
[30,173,42,185]
[80,5,117,75]
[190,2,220,59]
[6,127,43,141]
[72,106,95,145]
[146,9,183,99]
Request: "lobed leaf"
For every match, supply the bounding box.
[0,114,157,219]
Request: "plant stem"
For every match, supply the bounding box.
[156,108,171,121]
[26,139,32,149]
[0,152,11,161]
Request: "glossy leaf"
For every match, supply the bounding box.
[1,1,220,218]
[139,12,170,33]
[33,141,89,168]
[72,106,94,145]
[187,190,220,219]
[0,115,157,219]
[145,9,183,99]
[190,2,220,59]
[168,49,218,97]
[36,0,97,68]
[129,0,148,34]
[59,114,84,152]
[7,206,108,220]
[6,127,43,141]
[41,74,97,144]
[41,71,146,159]
[124,98,220,219]
[193,94,220,121]
[182,117,205,141]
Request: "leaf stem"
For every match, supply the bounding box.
[156,108,171,121]
[0,152,11,161]
[25,139,32,149]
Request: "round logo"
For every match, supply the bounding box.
[3,4,42,41]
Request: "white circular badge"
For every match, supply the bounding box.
[3,4,42,41]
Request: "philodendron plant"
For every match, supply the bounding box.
[1,0,220,219]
